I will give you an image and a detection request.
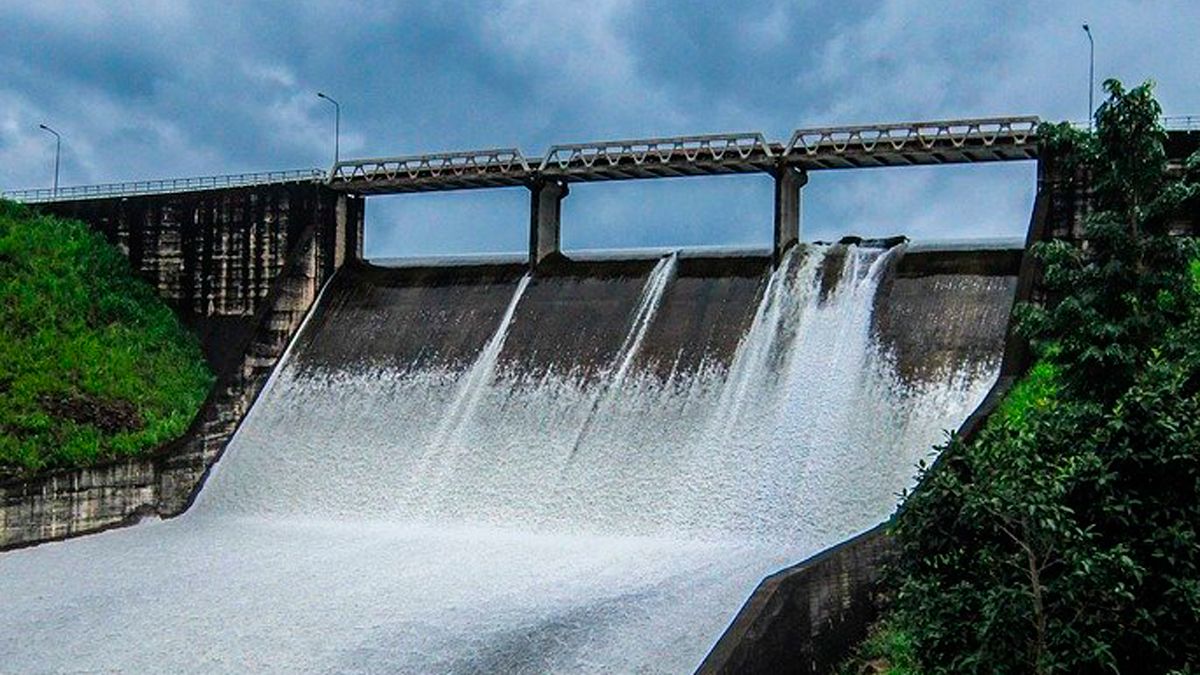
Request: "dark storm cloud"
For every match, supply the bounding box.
[2,1,1197,257]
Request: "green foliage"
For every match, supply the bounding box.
[839,621,919,675]
[884,79,1200,673]
[0,199,214,477]
[1022,81,1199,404]
[995,361,1060,429]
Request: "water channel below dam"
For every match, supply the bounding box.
[0,242,1015,673]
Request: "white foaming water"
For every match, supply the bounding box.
[0,245,999,674]
[405,272,532,509]
[568,252,678,456]
[610,252,678,387]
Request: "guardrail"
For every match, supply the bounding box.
[539,132,773,176]
[328,148,531,192]
[1165,116,1200,131]
[2,169,326,204]
[784,117,1039,156]
[1069,115,1199,131]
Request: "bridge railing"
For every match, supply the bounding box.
[2,169,326,204]
[328,149,532,184]
[784,116,1040,156]
[1164,116,1200,131]
[539,132,774,175]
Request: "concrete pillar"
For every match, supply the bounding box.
[354,197,365,261]
[529,179,569,267]
[334,194,348,269]
[773,166,808,265]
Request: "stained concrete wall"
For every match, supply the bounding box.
[291,256,769,382]
[297,247,1016,389]
[695,522,894,675]
[874,249,1021,385]
[0,183,362,550]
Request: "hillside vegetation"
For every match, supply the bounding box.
[0,200,213,479]
[846,80,1200,673]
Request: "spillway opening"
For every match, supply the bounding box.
[0,238,1018,672]
[561,174,774,257]
[803,162,1037,243]
[363,187,529,263]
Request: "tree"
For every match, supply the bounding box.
[885,79,1200,674]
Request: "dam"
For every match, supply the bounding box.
[0,236,1017,671]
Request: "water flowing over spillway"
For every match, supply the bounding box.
[0,243,1013,673]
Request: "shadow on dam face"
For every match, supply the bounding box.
[0,241,1020,673]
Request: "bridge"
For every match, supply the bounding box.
[324,117,1039,194]
[4,116,1044,264]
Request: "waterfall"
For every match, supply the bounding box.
[609,252,678,387]
[404,272,532,508]
[0,244,1005,675]
[569,252,678,457]
[435,272,532,446]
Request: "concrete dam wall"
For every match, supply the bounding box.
[296,247,1015,385]
[0,240,1017,673]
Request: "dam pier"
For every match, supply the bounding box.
[323,117,1038,267]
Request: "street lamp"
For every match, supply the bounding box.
[1082,23,1094,130]
[316,92,341,167]
[38,123,61,197]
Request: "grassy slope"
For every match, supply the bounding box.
[0,200,213,478]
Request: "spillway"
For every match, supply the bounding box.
[0,242,1016,673]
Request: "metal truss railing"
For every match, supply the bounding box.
[3,169,326,204]
[328,148,531,183]
[539,132,773,172]
[783,116,1040,157]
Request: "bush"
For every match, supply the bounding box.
[0,200,213,477]
[839,621,919,675]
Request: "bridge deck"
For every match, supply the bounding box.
[326,148,534,194]
[783,118,1038,169]
[5,117,1044,203]
[328,117,1039,194]
[3,169,325,204]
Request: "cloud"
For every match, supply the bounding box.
[1,0,1197,253]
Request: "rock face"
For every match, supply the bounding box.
[0,183,362,550]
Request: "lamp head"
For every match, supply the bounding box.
[1082,23,1091,33]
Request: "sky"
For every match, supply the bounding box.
[1,1,1197,259]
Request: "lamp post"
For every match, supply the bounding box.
[316,92,341,167]
[38,124,61,197]
[1082,23,1094,130]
